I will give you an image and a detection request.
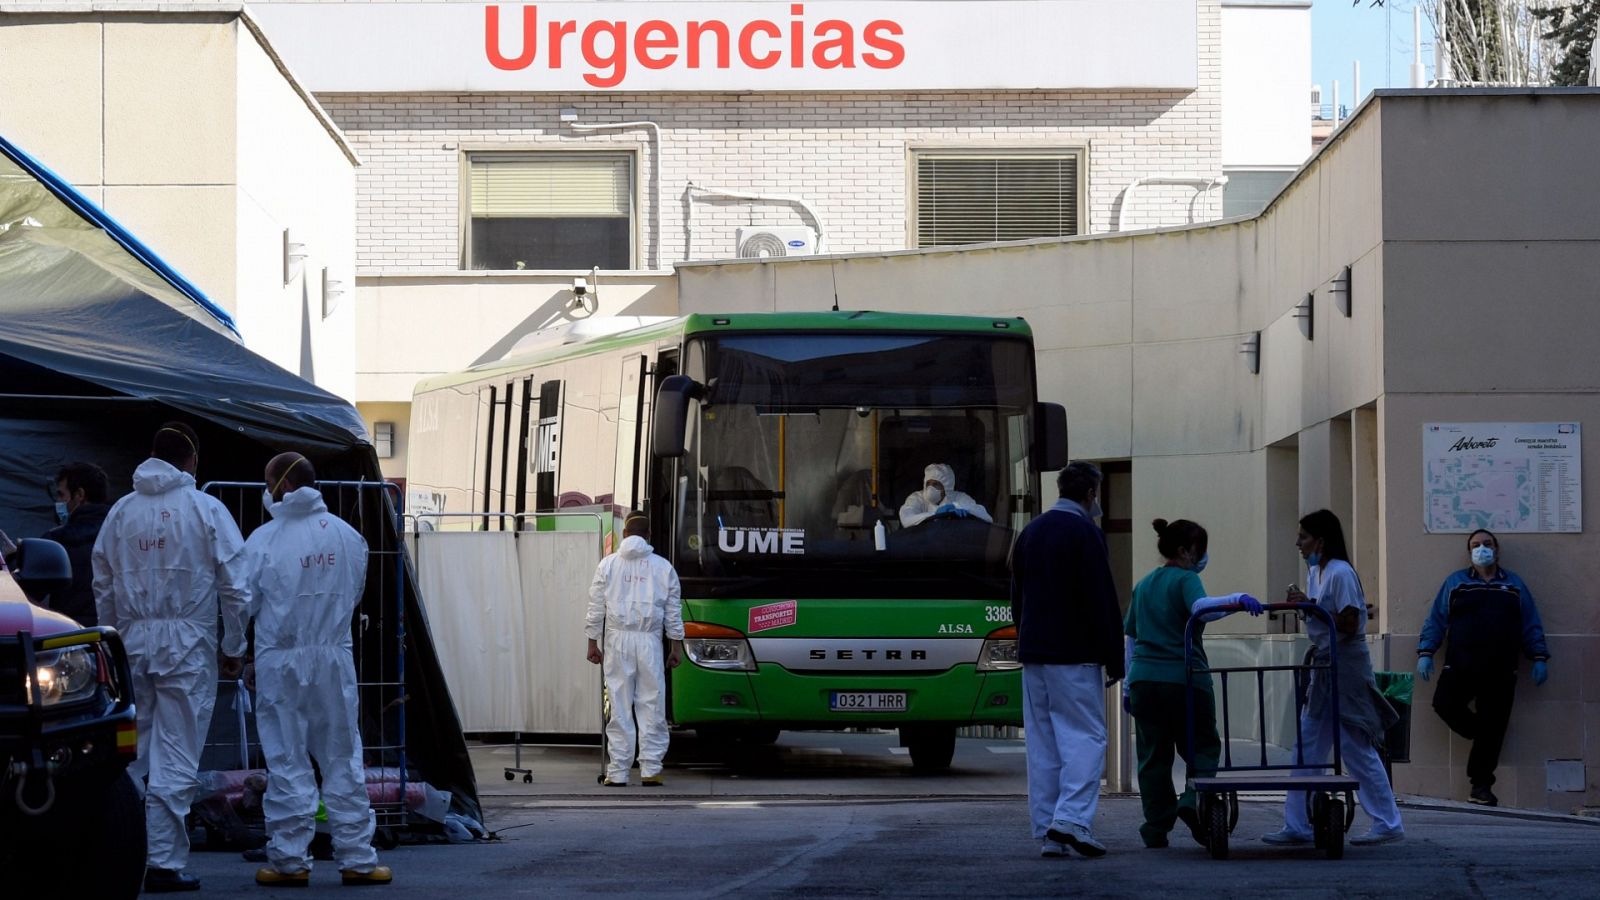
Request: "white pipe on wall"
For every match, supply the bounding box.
[1113,175,1229,232]
[566,119,663,270]
[684,182,828,256]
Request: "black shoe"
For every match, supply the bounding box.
[1469,785,1498,807]
[1175,807,1206,847]
[144,868,201,893]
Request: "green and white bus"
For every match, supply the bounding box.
[408,311,1066,768]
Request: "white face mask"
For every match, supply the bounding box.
[262,489,282,515]
[924,485,945,505]
[1089,500,1103,519]
[1470,545,1496,567]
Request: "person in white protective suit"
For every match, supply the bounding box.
[92,422,250,894]
[898,463,993,529]
[586,514,685,786]
[245,452,392,887]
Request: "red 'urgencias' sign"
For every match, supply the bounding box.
[485,4,907,88]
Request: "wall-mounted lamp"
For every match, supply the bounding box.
[374,421,395,459]
[1294,292,1314,340]
[1239,331,1261,375]
[283,228,308,286]
[322,267,346,319]
[1331,265,1352,317]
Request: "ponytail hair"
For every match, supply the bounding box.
[1151,517,1207,561]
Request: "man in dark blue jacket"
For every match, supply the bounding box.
[1010,461,1124,859]
[1417,529,1550,807]
[2,461,112,626]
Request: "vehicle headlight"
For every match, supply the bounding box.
[683,622,757,672]
[28,646,101,706]
[976,627,1021,672]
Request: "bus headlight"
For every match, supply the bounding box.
[976,626,1021,672]
[683,622,757,672]
[27,646,101,706]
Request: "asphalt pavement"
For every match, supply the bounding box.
[178,731,1600,897]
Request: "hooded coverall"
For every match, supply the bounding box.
[586,534,684,784]
[92,458,250,872]
[898,463,992,528]
[244,486,379,875]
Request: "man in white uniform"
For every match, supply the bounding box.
[899,463,993,528]
[93,422,250,893]
[246,452,391,887]
[586,514,684,786]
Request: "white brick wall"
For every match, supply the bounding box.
[322,1,1222,273]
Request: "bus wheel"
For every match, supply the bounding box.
[902,726,957,771]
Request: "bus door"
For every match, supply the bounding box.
[533,378,563,511]
[646,348,679,553]
[512,376,532,515]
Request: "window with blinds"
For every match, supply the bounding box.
[465,152,634,270]
[913,152,1082,248]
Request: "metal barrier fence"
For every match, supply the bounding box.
[201,480,410,830]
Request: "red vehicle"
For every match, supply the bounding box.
[1,538,145,898]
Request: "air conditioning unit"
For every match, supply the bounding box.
[735,226,818,258]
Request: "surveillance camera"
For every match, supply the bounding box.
[572,276,589,297]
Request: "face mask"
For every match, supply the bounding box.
[54,501,70,525]
[1193,553,1209,574]
[1089,500,1103,519]
[262,489,283,515]
[1306,552,1321,568]
[924,485,945,505]
[1470,546,1496,567]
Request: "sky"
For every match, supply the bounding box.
[1311,0,1437,110]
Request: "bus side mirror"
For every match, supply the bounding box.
[652,375,704,458]
[1034,402,1068,471]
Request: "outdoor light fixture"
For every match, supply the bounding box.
[322,267,346,319]
[1331,265,1352,317]
[283,228,308,285]
[1239,331,1261,375]
[1294,292,1314,341]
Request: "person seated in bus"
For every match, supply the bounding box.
[898,463,992,528]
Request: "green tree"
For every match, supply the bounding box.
[1533,1,1599,84]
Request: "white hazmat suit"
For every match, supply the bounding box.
[586,534,684,784]
[898,463,993,528]
[92,457,250,873]
[243,486,378,875]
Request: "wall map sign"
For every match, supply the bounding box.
[1423,422,1581,533]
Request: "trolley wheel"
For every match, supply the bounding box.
[1206,795,1230,860]
[523,773,533,784]
[1323,799,1345,860]
[1310,792,1328,850]
[505,771,515,781]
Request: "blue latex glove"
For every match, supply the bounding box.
[1237,594,1264,616]
[935,503,957,515]
[1121,691,1131,716]
[1416,656,1434,682]
[1532,660,1548,686]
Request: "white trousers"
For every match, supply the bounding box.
[257,647,379,874]
[1281,706,1404,837]
[127,662,216,871]
[603,629,669,783]
[1023,663,1106,837]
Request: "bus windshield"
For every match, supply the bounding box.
[673,332,1039,599]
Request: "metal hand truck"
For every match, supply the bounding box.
[1183,601,1357,861]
